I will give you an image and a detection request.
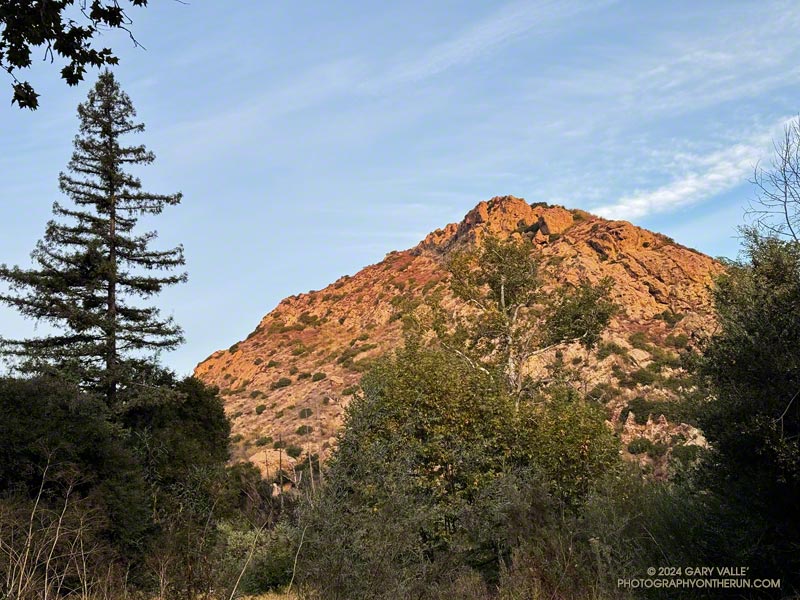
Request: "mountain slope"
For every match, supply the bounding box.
[194,196,722,472]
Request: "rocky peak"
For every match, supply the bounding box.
[194,196,723,475]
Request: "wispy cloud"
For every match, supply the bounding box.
[523,2,800,123]
[593,117,799,220]
[158,58,366,161]
[366,0,613,90]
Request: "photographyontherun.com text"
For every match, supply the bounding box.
[618,566,781,590]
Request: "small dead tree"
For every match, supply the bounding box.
[749,118,800,242]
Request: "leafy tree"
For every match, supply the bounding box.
[439,234,616,405]
[695,231,800,583]
[298,344,621,598]
[0,70,185,405]
[1,0,149,109]
[0,377,152,565]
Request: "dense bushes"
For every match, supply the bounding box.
[0,372,245,599]
[296,345,622,598]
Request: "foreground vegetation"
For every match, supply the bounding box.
[1,73,799,599]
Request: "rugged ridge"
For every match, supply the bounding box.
[194,196,721,473]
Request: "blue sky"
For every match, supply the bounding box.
[1,1,799,375]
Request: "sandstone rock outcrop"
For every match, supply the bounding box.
[194,196,723,473]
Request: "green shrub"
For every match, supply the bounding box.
[289,366,298,375]
[649,345,682,369]
[271,377,292,390]
[249,390,263,399]
[253,358,263,365]
[665,333,689,348]
[627,437,653,454]
[647,442,668,459]
[671,444,701,465]
[255,435,273,446]
[312,372,326,381]
[255,404,267,415]
[619,396,688,426]
[297,372,312,380]
[230,433,244,443]
[299,312,318,326]
[267,359,280,368]
[422,280,438,294]
[628,331,650,350]
[655,310,684,327]
[587,382,620,402]
[299,408,313,419]
[273,440,286,449]
[229,342,240,353]
[286,445,303,459]
[596,341,628,360]
[295,425,312,435]
[341,385,358,396]
[625,368,658,388]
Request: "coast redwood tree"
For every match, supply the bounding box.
[0,70,185,405]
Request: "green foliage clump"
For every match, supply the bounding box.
[299,311,319,326]
[255,404,267,415]
[665,333,689,348]
[216,521,298,594]
[267,359,280,368]
[596,341,628,360]
[647,441,668,459]
[297,372,312,380]
[527,388,621,502]
[655,310,684,327]
[621,367,658,388]
[341,385,358,396]
[285,445,303,459]
[295,425,312,435]
[619,396,686,425]
[299,408,313,418]
[312,372,327,381]
[671,443,701,466]
[543,279,617,350]
[253,357,263,365]
[627,437,653,454]
[271,377,292,390]
[694,232,800,582]
[628,331,650,350]
[298,345,621,596]
[587,382,621,402]
[255,436,273,446]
